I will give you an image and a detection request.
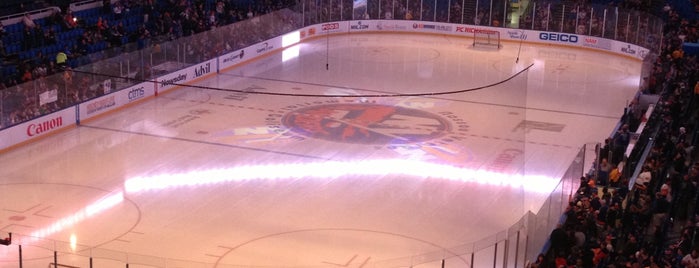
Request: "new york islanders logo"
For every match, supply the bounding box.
[281,103,451,144]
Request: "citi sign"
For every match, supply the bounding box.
[27,117,62,137]
[223,50,245,63]
[539,33,578,43]
[128,86,145,101]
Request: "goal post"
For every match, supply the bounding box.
[473,30,501,49]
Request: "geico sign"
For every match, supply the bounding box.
[27,116,63,136]
[539,33,578,43]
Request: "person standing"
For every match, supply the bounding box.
[681,248,699,267]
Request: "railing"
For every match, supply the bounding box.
[0,0,664,267]
[0,6,61,26]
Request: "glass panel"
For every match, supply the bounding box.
[392,0,406,20]
[627,10,640,44]
[561,4,576,34]
[328,0,341,20]
[550,3,564,32]
[353,0,369,20]
[637,14,651,49]
[448,0,463,23]
[490,0,506,27]
[462,0,477,25]
[421,0,436,21]
[477,0,493,26]
[602,7,616,39]
[367,0,381,19]
[436,0,449,22]
[342,0,354,20]
[532,3,549,31]
[474,244,497,267]
[588,6,603,37]
[407,0,419,20]
[504,0,524,28]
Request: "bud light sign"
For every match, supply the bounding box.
[539,33,578,43]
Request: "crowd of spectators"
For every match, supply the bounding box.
[1,0,296,86]
[516,0,661,44]
[531,4,699,267]
[0,0,296,127]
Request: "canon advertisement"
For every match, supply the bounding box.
[0,108,76,151]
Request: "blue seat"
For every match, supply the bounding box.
[11,44,20,54]
[8,23,20,33]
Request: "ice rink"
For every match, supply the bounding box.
[0,33,642,267]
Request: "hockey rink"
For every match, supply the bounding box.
[0,33,642,267]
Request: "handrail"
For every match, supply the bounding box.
[0,6,61,26]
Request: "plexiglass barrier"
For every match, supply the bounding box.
[0,0,655,266]
[0,139,582,268]
[0,0,663,130]
[0,62,588,268]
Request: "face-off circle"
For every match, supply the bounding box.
[281,103,452,144]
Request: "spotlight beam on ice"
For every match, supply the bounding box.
[29,191,124,239]
[124,159,558,194]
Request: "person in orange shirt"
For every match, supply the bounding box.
[21,68,32,82]
[609,164,621,187]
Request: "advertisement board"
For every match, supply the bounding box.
[374,20,411,32]
[251,36,283,58]
[156,59,217,94]
[218,49,247,70]
[318,21,349,34]
[0,108,76,151]
[78,82,155,121]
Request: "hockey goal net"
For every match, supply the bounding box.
[472,30,501,48]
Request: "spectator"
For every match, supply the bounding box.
[113,1,123,20]
[22,13,36,29]
[56,49,68,68]
[682,248,699,267]
[0,21,6,38]
[636,166,653,189]
[64,10,78,29]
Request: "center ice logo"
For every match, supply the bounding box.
[281,103,451,144]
